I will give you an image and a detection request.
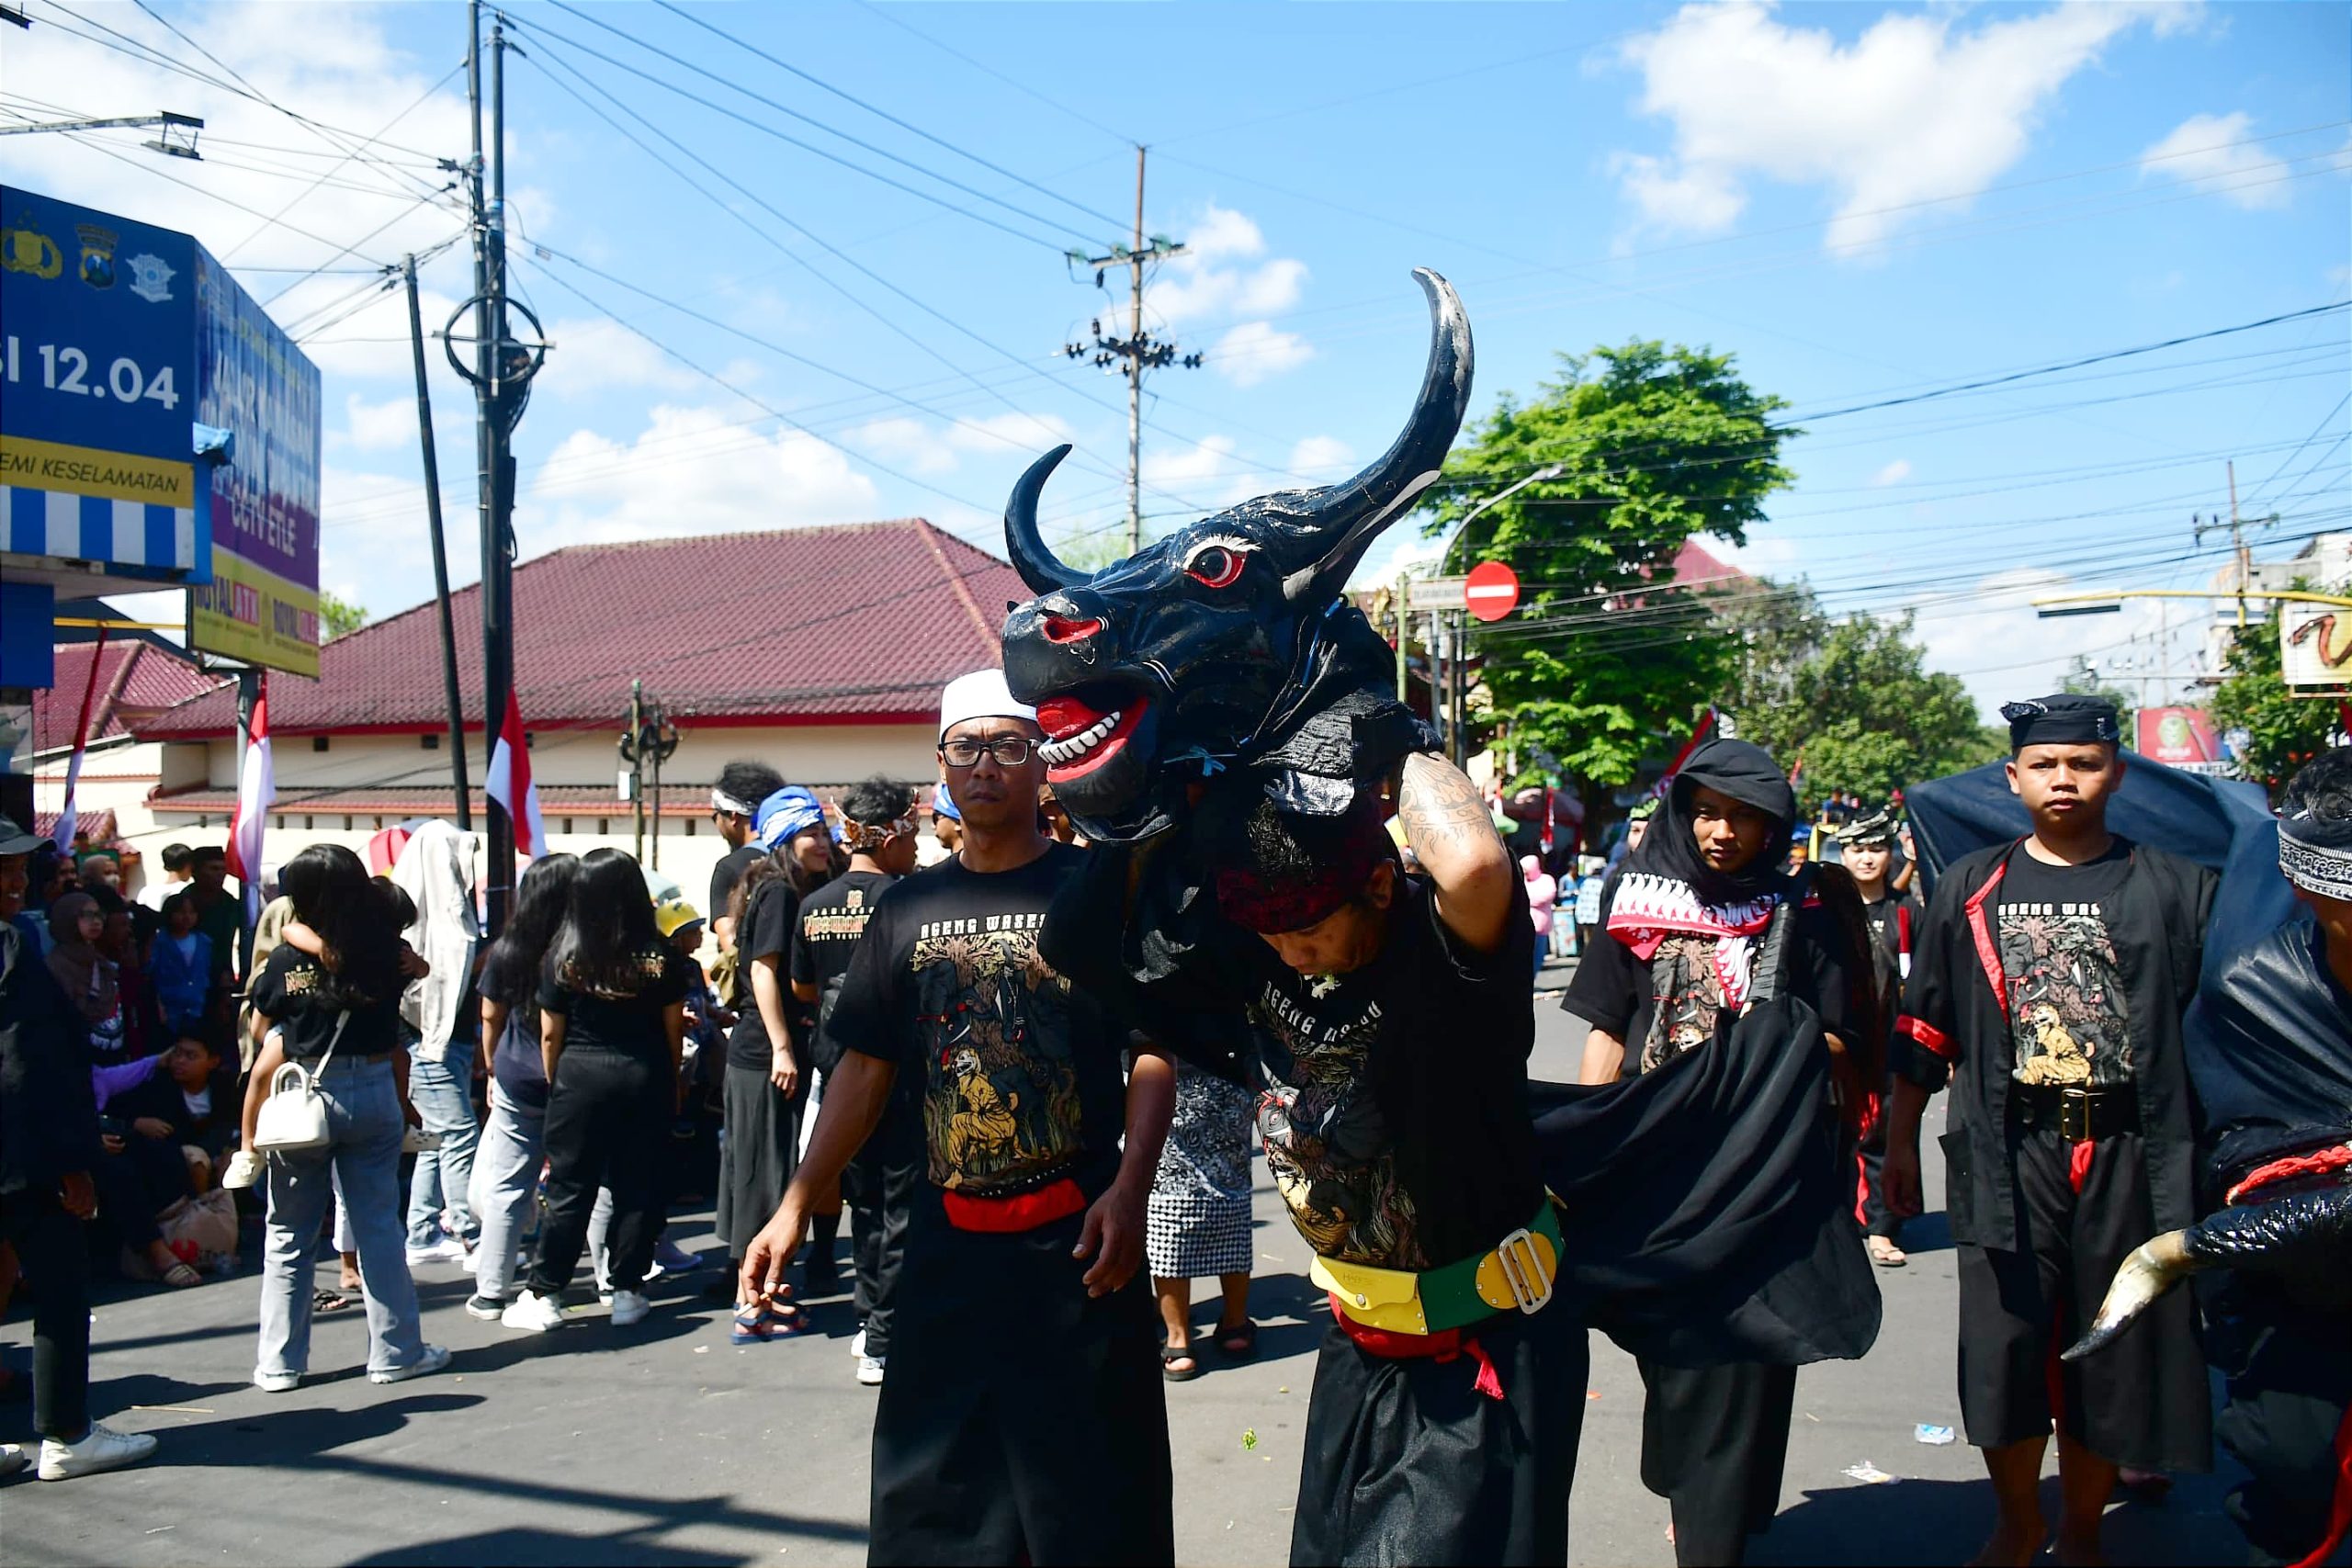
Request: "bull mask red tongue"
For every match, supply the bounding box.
[1037,694,1113,740]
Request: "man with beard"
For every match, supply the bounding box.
[1883,694,2216,1568]
[1838,806,1923,1268]
[1561,739,1870,1567]
[741,673,1175,1565]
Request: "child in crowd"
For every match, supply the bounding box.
[150,893,213,1038]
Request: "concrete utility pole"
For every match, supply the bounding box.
[404,254,469,830]
[2193,459,2281,631]
[1066,147,1202,553]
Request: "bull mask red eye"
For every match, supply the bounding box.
[1184,544,1249,589]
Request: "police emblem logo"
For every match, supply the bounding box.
[126,253,175,304]
[2,212,63,279]
[76,222,118,289]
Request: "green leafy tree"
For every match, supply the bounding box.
[2208,590,2343,796]
[1430,342,1794,801]
[1726,610,2004,802]
[320,590,368,641]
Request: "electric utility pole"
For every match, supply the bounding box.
[448,3,544,937]
[1065,147,1202,552]
[2193,458,2282,630]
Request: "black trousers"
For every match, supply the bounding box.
[2215,1307,2352,1566]
[0,1192,92,1441]
[528,1047,666,1297]
[844,1123,915,1360]
[1635,1358,1796,1567]
[91,1134,185,1250]
[869,1191,1173,1566]
[1292,1304,1587,1567]
[1956,1125,2210,1471]
[1855,1084,1903,1241]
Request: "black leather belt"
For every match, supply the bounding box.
[2016,1082,2137,1142]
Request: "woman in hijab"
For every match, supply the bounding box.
[45,893,126,1059]
[1559,737,1876,1568]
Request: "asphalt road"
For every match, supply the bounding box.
[5,962,2254,1566]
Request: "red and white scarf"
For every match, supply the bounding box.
[1605,872,1781,1010]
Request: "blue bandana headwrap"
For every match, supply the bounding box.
[753,786,828,852]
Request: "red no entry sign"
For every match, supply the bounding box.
[1464,560,1521,622]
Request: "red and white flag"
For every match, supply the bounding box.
[50,629,109,852]
[485,689,547,859]
[224,675,274,917]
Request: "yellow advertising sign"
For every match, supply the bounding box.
[0,433,194,508]
[188,546,320,678]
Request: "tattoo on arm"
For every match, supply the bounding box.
[1397,753,1502,859]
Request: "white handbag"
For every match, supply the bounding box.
[252,1011,349,1154]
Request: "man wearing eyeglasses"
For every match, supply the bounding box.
[741,671,1178,1564]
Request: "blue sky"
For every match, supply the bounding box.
[7,0,2347,719]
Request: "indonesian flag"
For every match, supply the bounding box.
[224,675,274,918]
[485,689,547,859]
[50,627,109,852]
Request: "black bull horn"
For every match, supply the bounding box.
[1001,267,1475,600]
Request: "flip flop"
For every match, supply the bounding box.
[313,1289,357,1314]
[1867,1237,1908,1269]
[160,1262,202,1289]
[1160,1341,1203,1382]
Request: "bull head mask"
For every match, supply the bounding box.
[1000,269,1471,842]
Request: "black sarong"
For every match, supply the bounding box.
[1291,1302,1585,1567]
[1957,1123,2209,1470]
[868,1190,1172,1566]
[1636,1358,1797,1567]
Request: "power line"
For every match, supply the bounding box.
[223,62,466,268]
[649,0,1129,231]
[515,2,1089,251]
[848,0,1134,145]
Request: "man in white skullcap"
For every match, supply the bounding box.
[741,670,1179,1564]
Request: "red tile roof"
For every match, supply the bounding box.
[137,520,1025,739]
[31,642,223,753]
[33,808,119,847]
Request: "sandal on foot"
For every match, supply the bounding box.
[1215,1319,1258,1358]
[1160,1341,1203,1382]
[730,1303,808,1345]
[1866,1236,1908,1269]
[160,1262,201,1289]
[313,1289,357,1314]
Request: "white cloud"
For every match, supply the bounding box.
[1869,458,1913,487]
[1289,436,1357,478]
[1145,205,1309,326]
[1612,2,2176,253]
[1909,567,2171,720]
[1212,321,1314,387]
[526,405,880,547]
[2139,112,2293,209]
[846,411,1074,476]
[337,393,417,453]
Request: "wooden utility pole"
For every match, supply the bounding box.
[1065,147,1202,553]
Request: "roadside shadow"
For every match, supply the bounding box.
[358,1526,741,1567]
[1751,1472,2246,1566]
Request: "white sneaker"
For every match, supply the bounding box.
[609,1289,650,1327]
[849,1326,866,1359]
[856,1355,886,1387]
[37,1422,158,1480]
[368,1344,451,1384]
[501,1290,566,1332]
[253,1369,301,1393]
[404,1235,469,1267]
[220,1149,263,1190]
[0,1443,28,1478]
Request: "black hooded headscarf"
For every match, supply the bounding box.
[1624,739,1798,905]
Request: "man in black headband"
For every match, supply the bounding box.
[1838,806,1923,1268]
[1561,737,1875,1567]
[1070,750,1573,1563]
[1883,693,2215,1567]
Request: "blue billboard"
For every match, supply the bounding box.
[1,186,204,583]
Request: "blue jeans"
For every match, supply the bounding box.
[255,1057,426,1378]
[468,1082,545,1300]
[405,1043,481,1248]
